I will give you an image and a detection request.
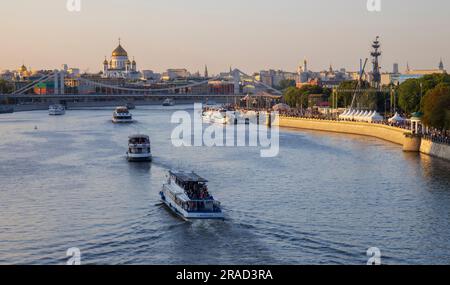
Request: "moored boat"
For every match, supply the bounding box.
[126,134,152,162]
[160,171,224,220]
[202,108,234,125]
[126,102,136,110]
[48,104,65,116]
[162,98,175,106]
[112,106,133,123]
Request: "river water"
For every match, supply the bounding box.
[0,106,450,265]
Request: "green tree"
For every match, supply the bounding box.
[276,79,296,90]
[358,89,382,110]
[397,73,450,114]
[420,73,450,95]
[398,79,422,114]
[422,84,450,130]
[0,79,13,104]
[336,81,356,108]
[335,80,371,108]
[0,79,13,93]
[283,87,302,108]
[284,84,332,109]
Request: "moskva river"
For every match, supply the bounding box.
[1,106,450,265]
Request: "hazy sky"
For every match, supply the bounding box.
[1,0,449,74]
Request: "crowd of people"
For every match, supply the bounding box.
[184,183,213,201]
[279,109,411,128]
[233,104,450,146]
[422,129,450,145]
[278,109,450,144]
[371,120,411,130]
[129,137,150,145]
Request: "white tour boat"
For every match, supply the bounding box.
[48,104,66,116]
[162,98,175,106]
[202,108,234,125]
[126,134,152,162]
[160,171,224,221]
[112,106,133,123]
[234,110,258,124]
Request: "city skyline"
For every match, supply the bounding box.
[1,0,449,73]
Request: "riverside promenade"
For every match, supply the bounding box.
[278,116,450,162]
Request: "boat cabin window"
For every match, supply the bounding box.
[171,175,212,201]
[181,200,221,213]
[116,108,129,113]
[129,137,149,144]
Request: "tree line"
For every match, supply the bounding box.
[0,79,14,105]
[282,73,450,130]
[398,73,450,130]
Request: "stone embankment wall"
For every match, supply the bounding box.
[420,139,450,161]
[278,116,409,145]
[278,116,450,162]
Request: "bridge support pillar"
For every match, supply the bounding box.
[233,69,240,95]
[54,70,59,95]
[60,71,65,95]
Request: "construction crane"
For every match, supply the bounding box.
[350,58,368,110]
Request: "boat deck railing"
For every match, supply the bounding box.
[181,200,222,213]
[129,143,150,147]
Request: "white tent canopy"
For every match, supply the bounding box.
[272,103,291,112]
[340,109,386,123]
[368,112,384,122]
[388,112,406,123]
[339,110,350,119]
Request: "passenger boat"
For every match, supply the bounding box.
[112,106,133,123]
[162,98,175,106]
[126,134,152,162]
[0,105,14,114]
[48,104,66,116]
[235,110,258,124]
[202,108,234,125]
[160,171,224,220]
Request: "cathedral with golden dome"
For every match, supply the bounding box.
[102,39,141,79]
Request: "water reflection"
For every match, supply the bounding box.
[1,107,450,265]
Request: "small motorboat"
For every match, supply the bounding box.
[112,106,133,123]
[160,171,224,221]
[126,102,136,110]
[162,98,175,106]
[48,104,66,116]
[126,134,152,162]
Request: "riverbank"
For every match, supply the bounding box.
[278,116,409,145]
[420,139,450,161]
[278,116,450,162]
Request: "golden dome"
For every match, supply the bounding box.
[19,64,27,73]
[112,44,128,57]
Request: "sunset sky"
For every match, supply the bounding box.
[1,0,449,74]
